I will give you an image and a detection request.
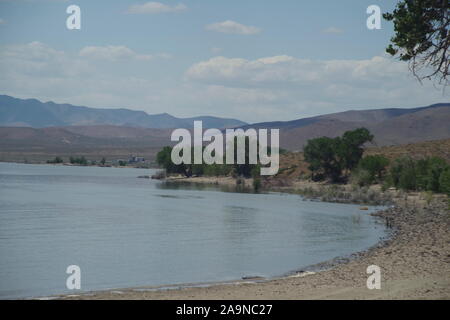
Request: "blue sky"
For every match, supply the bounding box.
[0,0,447,122]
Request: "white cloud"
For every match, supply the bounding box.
[128,2,187,14]
[205,20,261,35]
[79,45,157,61]
[0,42,447,123]
[185,55,408,87]
[0,42,170,112]
[323,27,343,34]
[184,54,448,120]
[0,18,5,25]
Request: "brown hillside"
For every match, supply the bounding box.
[275,138,450,181]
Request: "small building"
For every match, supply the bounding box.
[128,156,145,164]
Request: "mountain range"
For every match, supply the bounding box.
[0,95,247,129]
[0,94,449,162]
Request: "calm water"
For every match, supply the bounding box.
[0,163,387,299]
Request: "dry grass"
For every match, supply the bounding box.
[273,138,450,183]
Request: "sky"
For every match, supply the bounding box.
[0,0,448,123]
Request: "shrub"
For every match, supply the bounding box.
[251,165,262,192]
[350,168,374,187]
[398,164,417,190]
[304,128,373,182]
[69,156,88,166]
[47,156,63,164]
[357,155,389,181]
[425,157,448,192]
[389,156,416,190]
[439,168,450,195]
[388,156,450,193]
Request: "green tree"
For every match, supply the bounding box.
[383,0,449,85]
[358,155,390,181]
[439,168,450,195]
[157,146,187,175]
[47,156,63,164]
[303,128,373,182]
[79,156,88,166]
[304,136,342,182]
[338,128,374,173]
[414,157,449,191]
[426,157,449,192]
[350,168,374,187]
[389,156,417,190]
[69,156,88,166]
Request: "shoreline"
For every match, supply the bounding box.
[55,177,450,300]
[0,161,156,170]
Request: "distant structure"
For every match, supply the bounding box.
[128,155,145,164]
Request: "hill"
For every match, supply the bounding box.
[243,103,450,150]
[0,95,247,129]
[274,138,450,181]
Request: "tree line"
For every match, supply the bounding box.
[156,127,450,195]
[304,128,450,195]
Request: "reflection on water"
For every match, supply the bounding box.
[0,163,387,299]
[158,180,256,194]
[154,194,205,200]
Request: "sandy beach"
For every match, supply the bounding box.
[59,178,450,300]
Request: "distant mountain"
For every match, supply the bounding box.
[0,94,449,163]
[242,103,450,150]
[0,95,247,129]
[0,125,172,151]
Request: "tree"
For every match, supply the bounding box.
[304,136,342,182]
[439,168,450,195]
[303,128,373,182]
[420,157,449,191]
[69,156,88,166]
[358,155,390,180]
[383,0,449,85]
[338,128,374,172]
[389,156,417,190]
[47,156,63,164]
[156,146,187,175]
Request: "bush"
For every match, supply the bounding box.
[424,157,448,192]
[357,155,389,181]
[398,164,417,191]
[304,128,373,182]
[350,168,374,187]
[439,168,450,195]
[156,146,187,175]
[389,156,416,190]
[118,160,127,167]
[47,156,63,164]
[388,156,450,193]
[251,165,262,192]
[69,156,88,166]
[203,164,231,177]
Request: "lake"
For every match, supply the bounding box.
[0,163,387,299]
